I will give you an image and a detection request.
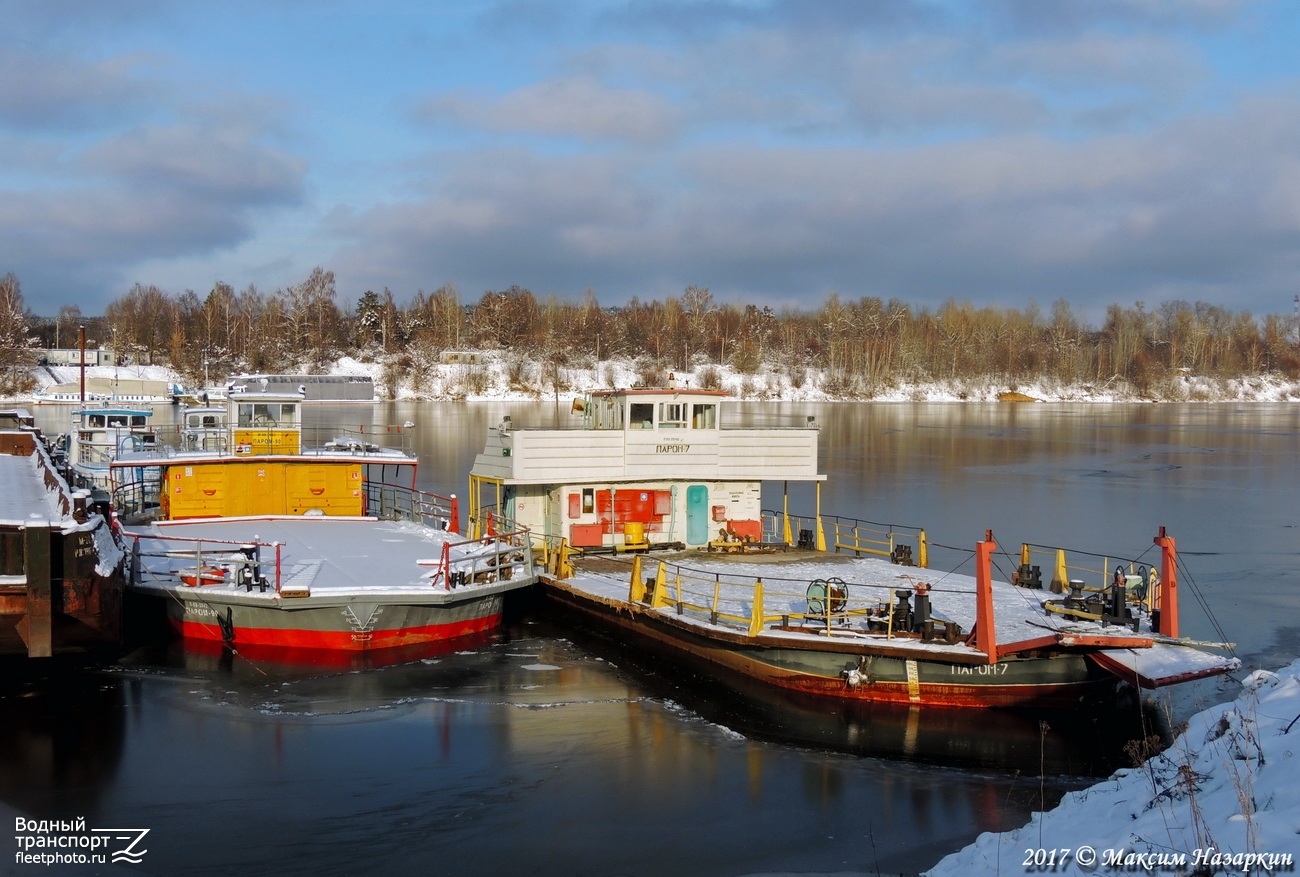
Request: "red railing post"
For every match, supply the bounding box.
[1154,527,1179,638]
[974,529,998,664]
[275,542,282,593]
[441,541,451,591]
[448,494,460,534]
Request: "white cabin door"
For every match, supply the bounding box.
[546,487,561,542]
[686,484,709,545]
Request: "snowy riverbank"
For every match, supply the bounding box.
[20,355,1300,403]
[925,660,1300,876]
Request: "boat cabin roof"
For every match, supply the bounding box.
[74,407,152,417]
[576,386,731,432]
[228,389,306,403]
[587,386,729,399]
[182,406,227,419]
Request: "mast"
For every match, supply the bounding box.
[79,325,86,404]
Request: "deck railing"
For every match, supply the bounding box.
[107,475,459,534]
[615,554,954,641]
[110,477,161,521]
[125,520,534,596]
[764,509,928,567]
[364,483,459,533]
[1012,541,1159,609]
[124,531,285,593]
[420,527,536,591]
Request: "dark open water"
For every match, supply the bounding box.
[4,401,1295,877]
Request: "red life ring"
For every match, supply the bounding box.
[180,566,227,587]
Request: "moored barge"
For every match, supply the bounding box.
[471,385,1238,708]
[0,426,124,656]
[112,387,534,653]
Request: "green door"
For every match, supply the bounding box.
[686,484,709,545]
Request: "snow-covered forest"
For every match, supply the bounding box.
[5,269,1300,401]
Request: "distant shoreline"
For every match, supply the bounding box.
[14,357,1300,405]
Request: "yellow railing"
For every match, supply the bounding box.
[622,555,922,640]
[767,510,928,568]
[1016,542,1156,607]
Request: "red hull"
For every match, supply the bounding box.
[543,583,1113,709]
[172,612,502,651]
[179,630,499,670]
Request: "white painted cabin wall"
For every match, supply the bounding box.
[473,428,818,484]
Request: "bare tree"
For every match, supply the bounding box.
[0,273,36,393]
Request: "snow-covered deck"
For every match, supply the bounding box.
[0,449,65,526]
[125,516,532,601]
[554,551,1237,673]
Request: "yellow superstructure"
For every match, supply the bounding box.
[231,394,302,455]
[233,428,301,456]
[163,459,364,519]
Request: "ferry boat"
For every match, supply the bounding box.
[33,377,178,405]
[470,384,1239,709]
[50,406,160,494]
[469,382,823,552]
[111,387,535,652]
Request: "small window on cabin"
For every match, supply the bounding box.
[280,403,297,423]
[598,399,623,430]
[238,403,255,427]
[692,404,717,429]
[582,488,594,514]
[659,402,687,428]
[629,402,654,429]
[89,415,106,427]
[202,415,217,427]
[131,416,146,427]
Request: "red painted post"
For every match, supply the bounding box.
[448,494,460,534]
[974,529,998,664]
[1154,527,1179,638]
[441,541,451,591]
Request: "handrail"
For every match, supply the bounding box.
[125,521,534,597]
[419,527,535,590]
[124,530,284,593]
[619,554,943,641]
[363,483,460,533]
[764,508,928,566]
[104,461,460,534]
[1011,541,1156,607]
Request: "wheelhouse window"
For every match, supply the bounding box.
[237,401,298,427]
[691,404,717,429]
[629,402,654,429]
[659,402,687,428]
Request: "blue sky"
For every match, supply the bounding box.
[3,0,1299,323]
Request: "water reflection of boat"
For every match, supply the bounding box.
[0,657,127,815]
[475,385,1238,710]
[174,629,501,677]
[556,609,1166,776]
